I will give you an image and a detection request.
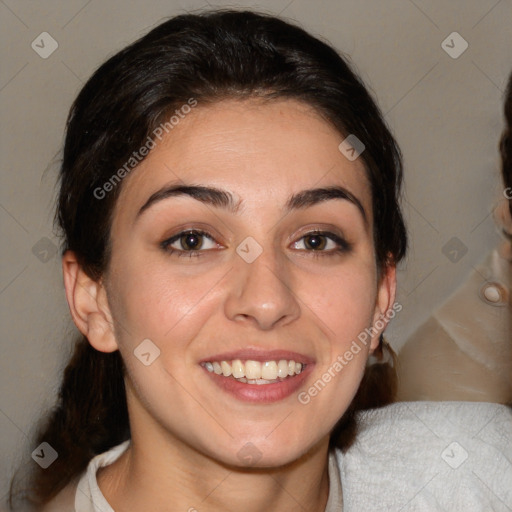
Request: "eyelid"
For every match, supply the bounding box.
[291,224,350,245]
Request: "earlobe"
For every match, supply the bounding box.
[62,250,119,353]
[369,262,397,353]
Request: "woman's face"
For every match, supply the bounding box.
[102,98,394,467]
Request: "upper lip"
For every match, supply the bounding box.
[199,348,315,365]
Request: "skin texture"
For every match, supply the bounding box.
[62,98,396,512]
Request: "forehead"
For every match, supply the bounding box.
[113,98,372,224]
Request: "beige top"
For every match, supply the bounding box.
[42,440,343,511]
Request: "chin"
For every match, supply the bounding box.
[204,433,318,470]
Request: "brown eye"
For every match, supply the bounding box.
[161,229,217,257]
[292,231,352,256]
[179,232,204,250]
[303,234,327,250]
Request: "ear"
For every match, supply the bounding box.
[62,250,118,353]
[369,260,397,353]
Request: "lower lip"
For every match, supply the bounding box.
[202,364,314,403]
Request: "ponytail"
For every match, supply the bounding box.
[9,336,129,509]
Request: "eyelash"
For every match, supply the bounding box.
[160,229,352,259]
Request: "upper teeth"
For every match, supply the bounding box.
[202,359,304,381]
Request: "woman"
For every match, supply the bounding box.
[10,9,406,511]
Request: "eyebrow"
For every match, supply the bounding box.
[135,183,368,225]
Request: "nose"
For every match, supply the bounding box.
[224,244,301,330]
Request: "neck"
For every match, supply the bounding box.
[97,419,331,512]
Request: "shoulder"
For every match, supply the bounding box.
[338,401,512,510]
[354,400,512,437]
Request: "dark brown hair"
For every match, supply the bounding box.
[500,71,512,217]
[9,9,407,509]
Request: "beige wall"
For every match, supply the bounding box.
[1,0,511,501]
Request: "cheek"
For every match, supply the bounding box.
[295,265,376,425]
[108,244,377,358]
[107,255,228,350]
[301,262,377,357]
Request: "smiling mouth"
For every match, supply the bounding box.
[201,359,306,385]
